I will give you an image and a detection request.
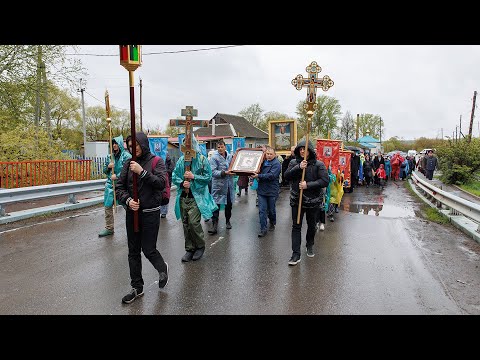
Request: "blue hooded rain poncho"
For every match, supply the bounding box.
[172,134,218,220]
[103,134,131,207]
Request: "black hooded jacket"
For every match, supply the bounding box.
[284,140,330,208]
[116,132,167,211]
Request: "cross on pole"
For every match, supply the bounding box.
[291,61,334,224]
[177,106,209,194]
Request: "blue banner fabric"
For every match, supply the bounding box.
[148,137,168,161]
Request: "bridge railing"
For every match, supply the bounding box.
[411,172,480,232]
[0,179,105,217]
[0,160,92,189]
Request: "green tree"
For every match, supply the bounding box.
[436,138,480,184]
[295,95,341,138]
[0,126,70,161]
[164,124,180,137]
[358,113,382,139]
[0,46,86,132]
[238,103,266,130]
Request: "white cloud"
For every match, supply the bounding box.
[77,45,480,140]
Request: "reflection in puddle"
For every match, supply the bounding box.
[341,202,415,218]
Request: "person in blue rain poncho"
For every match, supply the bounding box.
[172,134,218,262]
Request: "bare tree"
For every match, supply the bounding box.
[339,111,356,142]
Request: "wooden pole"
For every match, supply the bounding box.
[129,70,139,232]
[107,118,117,214]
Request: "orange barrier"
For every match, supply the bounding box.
[0,160,91,189]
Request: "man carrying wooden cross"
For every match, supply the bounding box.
[171,106,217,262]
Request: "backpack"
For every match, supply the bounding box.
[152,156,170,206]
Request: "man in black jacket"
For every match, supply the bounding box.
[116,132,169,304]
[284,140,330,266]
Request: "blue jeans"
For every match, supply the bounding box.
[160,204,169,215]
[258,194,277,232]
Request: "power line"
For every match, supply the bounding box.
[66,45,246,57]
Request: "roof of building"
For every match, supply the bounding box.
[193,113,268,139]
[357,135,380,143]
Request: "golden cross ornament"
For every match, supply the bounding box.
[291,61,334,112]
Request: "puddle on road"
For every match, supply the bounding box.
[340,202,415,218]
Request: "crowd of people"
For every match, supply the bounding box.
[101,131,438,304]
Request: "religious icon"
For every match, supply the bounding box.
[339,156,346,166]
[228,148,265,176]
[324,146,332,157]
[268,119,297,156]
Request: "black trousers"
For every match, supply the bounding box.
[426,169,434,180]
[212,188,232,222]
[291,206,317,256]
[316,207,326,224]
[126,209,167,290]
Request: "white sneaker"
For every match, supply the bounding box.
[319,223,325,231]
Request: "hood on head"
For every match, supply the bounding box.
[112,134,125,154]
[294,140,316,161]
[126,132,151,159]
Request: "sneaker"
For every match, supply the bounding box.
[306,246,315,258]
[268,222,275,231]
[319,223,325,231]
[158,262,168,288]
[181,251,194,262]
[258,230,267,237]
[236,192,241,197]
[329,216,335,222]
[160,214,166,218]
[335,207,339,213]
[192,247,205,261]
[121,287,144,304]
[98,229,114,237]
[226,221,232,229]
[288,254,301,266]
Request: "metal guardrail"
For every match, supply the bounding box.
[0,179,105,216]
[411,172,480,231]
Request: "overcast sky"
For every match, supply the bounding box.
[75,45,480,141]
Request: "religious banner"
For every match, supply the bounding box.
[148,136,168,161]
[177,133,185,149]
[232,137,246,153]
[339,149,353,191]
[316,139,342,174]
[268,120,297,156]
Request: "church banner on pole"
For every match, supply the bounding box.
[148,136,169,161]
[316,139,342,174]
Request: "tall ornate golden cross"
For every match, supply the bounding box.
[291,61,334,224]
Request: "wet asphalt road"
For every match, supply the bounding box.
[1,181,479,315]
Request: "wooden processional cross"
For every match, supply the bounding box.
[291,61,334,224]
[169,106,209,193]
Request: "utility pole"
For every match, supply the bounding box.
[41,61,52,140]
[468,90,477,143]
[139,77,143,132]
[356,114,359,141]
[35,45,42,128]
[379,117,382,145]
[456,125,458,142]
[459,115,463,138]
[78,78,87,156]
[441,128,443,140]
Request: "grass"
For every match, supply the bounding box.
[459,181,480,197]
[405,177,450,224]
[424,207,450,224]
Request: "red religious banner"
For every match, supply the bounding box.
[316,139,342,174]
[339,150,353,190]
